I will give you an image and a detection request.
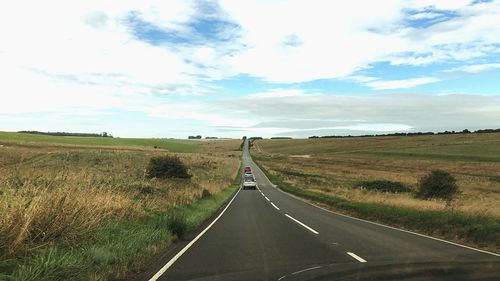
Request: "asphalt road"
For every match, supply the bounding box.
[149,141,499,281]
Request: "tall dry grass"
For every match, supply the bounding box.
[0,142,240,258]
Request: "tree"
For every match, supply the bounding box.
[416,170,459,201]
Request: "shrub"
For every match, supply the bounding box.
[357,180,412,193]
[489,176,500,183]
[146,156,191,179]
[416,170,459,201]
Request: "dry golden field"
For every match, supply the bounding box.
[0,138,241,259]
[252,133,500,218]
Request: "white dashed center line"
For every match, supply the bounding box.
[285,214,319,234]
[347,252,367,263]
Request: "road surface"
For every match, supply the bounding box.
[148,141,499,281]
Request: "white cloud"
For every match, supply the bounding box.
[0,0,202,115]
[218,0,408,83]
[365,77,440,90]
[390,1,500,66]
[334,123,413,131]
[1,1,500,137]
[248,89,304,99]
[408,12,443,20]
[140,100,253,128]
[2,0,499,104]
[444,63,500,73]
[279,123,413,132]
[408,0,473,11]
[342,75,379,83]
[344,75,441,91]
[212,89,500,137]
[215,0,500,82]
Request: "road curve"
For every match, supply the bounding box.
[148,140,499,281]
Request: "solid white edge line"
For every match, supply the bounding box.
[291,265,323,275]
[270,182,500,257]
[148,187,242,281]
[347,252,367,263]
[270,202,280,210]
[285,214,319,234]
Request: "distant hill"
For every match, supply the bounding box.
[18,131,113,138]
[309,128,500,139]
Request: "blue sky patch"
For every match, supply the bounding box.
[405,9,459,28]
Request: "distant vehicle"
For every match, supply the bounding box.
[244,171,253,178]
[244,173,254,182]
[243,177,257,190]
[244,166,252,173]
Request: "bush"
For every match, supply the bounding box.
[146,156,191,179]
[357,180,412,193]
[416,170,459,201]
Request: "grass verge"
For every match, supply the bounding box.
[3,165,242,281]
[253,159,500,253]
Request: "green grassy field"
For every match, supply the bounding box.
[251,133,500,252]
[255,133,500,162]
[0,131,199,153]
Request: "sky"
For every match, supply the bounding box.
[1,0,500,138]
